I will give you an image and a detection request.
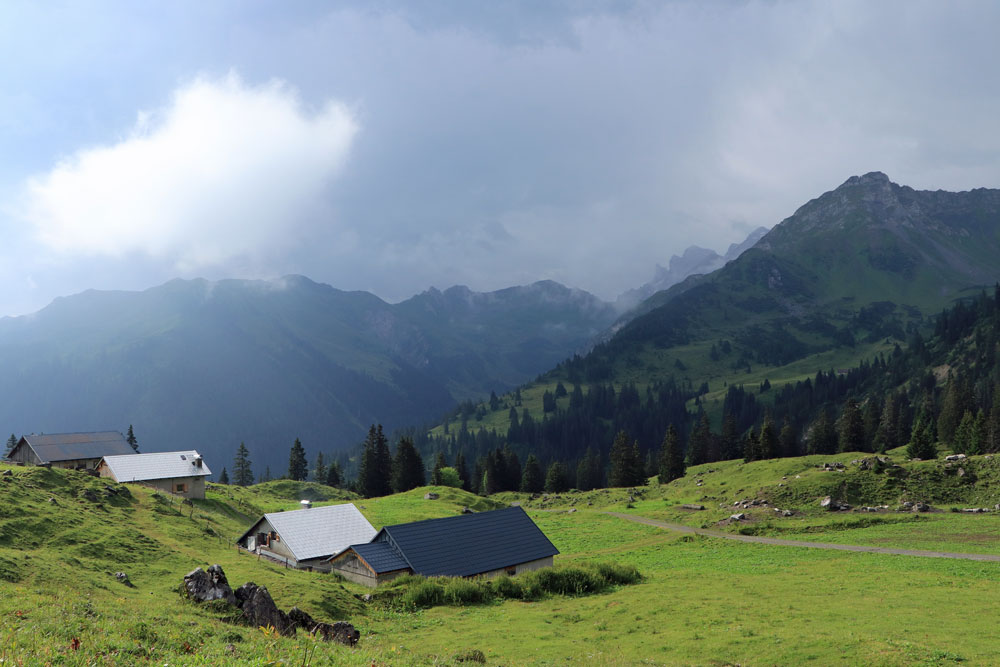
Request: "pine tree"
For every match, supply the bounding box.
[374,425,393,496]
[126,425,139,452]
[862,398,882,447]
[218,467,229,485]
[906,414,937,460]
[953,410,975,454]
[504,447,522,491]
[720,414,740,461]
[325,461,342,488]
[391,437,425,492]
[608,431,630,487]
[288,438,308,481]
[686,413,711,466]
[359,424,392,498]
[779,420,798,457]
[837,398,866,453]
[431,452,447,485]
[261,466,272,483]
[233,442,254,487]
[454,451,470,491]
[521,454,544,493]
[657,424,685,484]
[4,434,17,456]
[758,414,777,459]
[544,461,569,493]
[313,452,327,483]
[630,440,647,485]
[808,409,837,455]
[986,387,1000,453]
[874,394,899,453]
[743,427,759,462]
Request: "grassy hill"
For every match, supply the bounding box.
[3,453,1000,664]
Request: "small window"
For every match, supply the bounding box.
[180,455,187,460]
[175,483,187,493]
[505,567,516,576]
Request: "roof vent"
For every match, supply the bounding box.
[193,455,203,468]
[300,500,312,509]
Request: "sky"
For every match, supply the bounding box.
[1,0,999,317]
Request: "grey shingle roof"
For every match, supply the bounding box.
[20,431,135,462]
[352,542,410,573]
[251,503,376,562]
[101,450,211,482]
[377,506,558,577]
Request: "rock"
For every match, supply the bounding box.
[567,508,577,513]
[680,504,705,510]
[957,467,966,477]
[460,507,474,514]
[729,513,746,521]
[234,583,293,636]
[962,508,986,513]
[423,492,439,500]
[945,454,967,461]
[313,621,360,646]
[287,606,316,631]
[115,571,135,587]
[184,564,237,605]
[455,649,487,663]
[82,489,99,502]
[509,501,521,507]
[1,470,11,477]
[48,497,57,504]
[820,496,849,511]
[912,502,931,513]
[782,510,794,517]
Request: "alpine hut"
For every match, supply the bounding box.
[6,431,136,470]
[237,503,376,571]
[98,450,211,499]
[328,506,559,587]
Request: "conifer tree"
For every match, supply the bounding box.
[837,398,866,453]
[986,387,1000,453]
[657,424,685,484]
[544,461,569,493]
[358,425,381,498]
[953,410,975,454]
[743,427,759,462]
[874,394,900,453]
[126,425,139,452]
[520,454,544,493]
[454,451,470,491]
[431,452,447,485]
[758,414,777,459]
[313,452,326,483]
[288,438,308,481]
[325,461,342,488]
[906,414,937,460]
[233,442,254,487]
[391,437,425,492]
[686,413,711,466]
[504,447,522,491]
[218,467,229,484]
[608,431,642,487]
[720,414,740,461]
[4,434,16,456]
[779,419,798,457]
[808,409,837,455]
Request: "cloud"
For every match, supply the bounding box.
[20,72,357,270]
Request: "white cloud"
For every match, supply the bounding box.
[20,72,358,270]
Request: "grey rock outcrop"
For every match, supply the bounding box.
[235,583,293,636]
[184,564,236,605]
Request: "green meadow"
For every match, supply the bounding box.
[1,456,999,665]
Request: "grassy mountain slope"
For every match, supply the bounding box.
[4,455,1000,664]
[0,276,617,473]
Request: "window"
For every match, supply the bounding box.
[175,483,187,493]
[505,567,516,576]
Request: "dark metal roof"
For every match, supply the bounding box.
[352,542,410,574]
[20,432,135,462]
[378,506,559,577]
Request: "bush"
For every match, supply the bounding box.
[402,579,445,608]
[589,561,642,586]
[492,575,524,600]
[443,578,486,605]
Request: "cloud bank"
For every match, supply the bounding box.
[21,73,357,271]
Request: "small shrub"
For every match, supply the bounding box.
[492,575,524,600]
[590,562,642,586]
[443,578,486,605]
[403,580,445,608]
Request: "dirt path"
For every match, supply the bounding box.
[604,511,1000,562]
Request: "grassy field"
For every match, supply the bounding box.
[2,455,1000,665]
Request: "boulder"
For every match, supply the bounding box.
[680,504,706,510]
[313,621,360,646]
[235,583,293,636]
[184,565,237,605]
[1,470,11,477]
[912,502,931,513]
[820,496,849,511]
[945,454,967,462]
[729,513,746,521]
[115,571,135,588]
[423,492,439,500]
[287,606,316,630]
[460,507,474,514]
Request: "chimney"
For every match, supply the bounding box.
[300,500,312,509]
[193,455,203,468]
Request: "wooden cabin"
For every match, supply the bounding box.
[98,450,211,499]
[328,506,559,587]
[7,432,136,470]
[236,503,376,571]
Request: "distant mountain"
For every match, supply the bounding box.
[616,226,768,310]
[0,276,617,473]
